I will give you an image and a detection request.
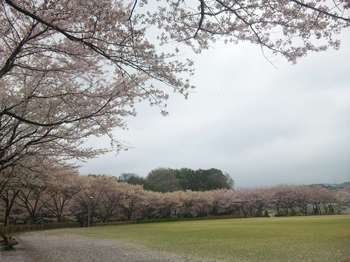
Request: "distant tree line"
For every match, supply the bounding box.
[118,168,234,192]
[1,165,349,228]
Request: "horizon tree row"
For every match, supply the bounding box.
[1,166,349,227]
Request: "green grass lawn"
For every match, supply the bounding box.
[66,215,350,262]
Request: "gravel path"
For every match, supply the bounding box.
[0,232,220,262]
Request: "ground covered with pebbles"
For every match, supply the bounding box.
[0,232,218,262]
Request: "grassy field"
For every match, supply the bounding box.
[66,215,350,262]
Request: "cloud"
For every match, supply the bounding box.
[80,33,350,187]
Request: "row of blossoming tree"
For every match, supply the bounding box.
[1,165,349,227]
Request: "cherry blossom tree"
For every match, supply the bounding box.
[1,174,346,230]
[16,171,49,223]
[70,176,102,226]
[0,0,193,172]
[150,0,350,62]
[0,172,21,226]
[1,0,349,173]
[44,167,80,222]
[0,156,45,225]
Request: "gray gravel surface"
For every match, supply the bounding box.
[0,232,220,262]
[0,244,32,262]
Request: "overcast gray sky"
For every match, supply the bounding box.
[80,32,350,188]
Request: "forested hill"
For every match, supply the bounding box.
[118,169,349,193]
[118,168,234,192]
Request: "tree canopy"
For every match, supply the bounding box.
[1,0,349,173]
[120,168,234,192]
